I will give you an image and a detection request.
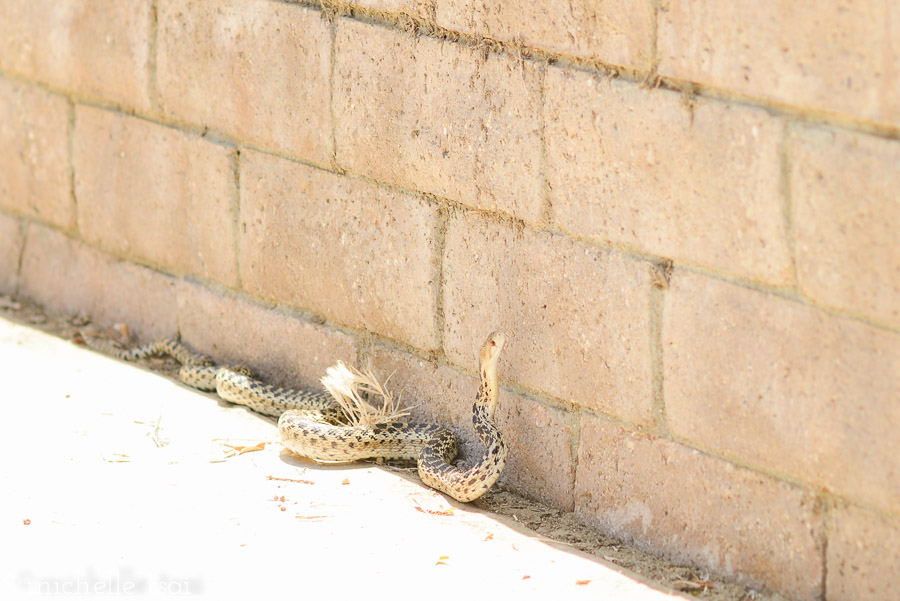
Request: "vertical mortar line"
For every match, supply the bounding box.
[355,328,376,373]
[649,0,661,79]
[649,260,672,436]
[13,217,30,297]
[569,409,582,509]
[422,0,437,24]
[230,148,243,291]
[537,63,554,227]
[432,201,448,359]
[328,17,340,173]
[148,0,160,113]
[67,98,78,236]
[815,490,833,601]
[779,120,800,290]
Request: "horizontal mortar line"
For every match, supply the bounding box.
[535,220,900,337]
[579,406,867,518]
[661,258,900,338]
[35,80,460,214]
[666,75,900,142]
[177,276,403,353]
[162,268,472,372]
[0,68,157,123]
[118,259,598,430]
[71,235,248,297]
[1,199,447,368]
[144,268,437,362]
[0,207,80,240]
[575,403,900,528]
[0,70,336,177]
[665,430,900,527]
[535,215,900,338]
[169,265,593,422]
[275,0,900,143]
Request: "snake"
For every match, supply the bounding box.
[87,331,509,503]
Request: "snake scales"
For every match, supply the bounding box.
[89,331,509,503]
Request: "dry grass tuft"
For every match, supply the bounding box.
[321,362,412,426]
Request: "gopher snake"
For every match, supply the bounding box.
[89,332,509,503]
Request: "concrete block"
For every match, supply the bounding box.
[827,503,900,601]
[545,68,791,284]
[177,281,359,391]
[334,19,544,223]
[18,223,178,339]
[664,270,900,514]
[0,212,25,294]
[443,211,654,423]
[791,125,900,329]
[658,0,900,126]
[576,415,824,601]
[350,0,433,18]
[239,150,440,350]
[436,0,655,70]
[74,106,239,286]
[0,0,152,110]
[0,79,73,230]
[157,0,333,164]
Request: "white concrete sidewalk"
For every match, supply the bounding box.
[0,315,683,600]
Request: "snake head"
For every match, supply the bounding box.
[480,331,507,367]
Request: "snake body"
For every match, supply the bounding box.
[92,332,508,502]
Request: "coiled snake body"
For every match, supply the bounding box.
[93,332,509,503]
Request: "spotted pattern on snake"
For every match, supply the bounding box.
[87,333,509,503]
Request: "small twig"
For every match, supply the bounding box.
[267,475,315,485]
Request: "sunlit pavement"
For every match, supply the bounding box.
[0,316,683,600]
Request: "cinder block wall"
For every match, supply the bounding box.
[1,2,898,599]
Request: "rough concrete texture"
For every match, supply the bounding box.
[18,224,178,340]
[545,68,791,285]
[436,0,655,71]
[350,0,434,18]
[334,19,544,223]
[369,345,482,449]
[369,345,578,509]
[74,106,239,287]
[575,416,824,601]
[177,281,359,391]
[1,316,686,601]
[0,212,24,294]
[0,79,73,230]
[0,0,152,111]
[827,503,900,601]
[494,387,578,510]
[443,210,654,423]
[664,271,900,514]
[157,0,333,165]
[791,125,900,329]
[239,150,440,351]
[658,0,900,126]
